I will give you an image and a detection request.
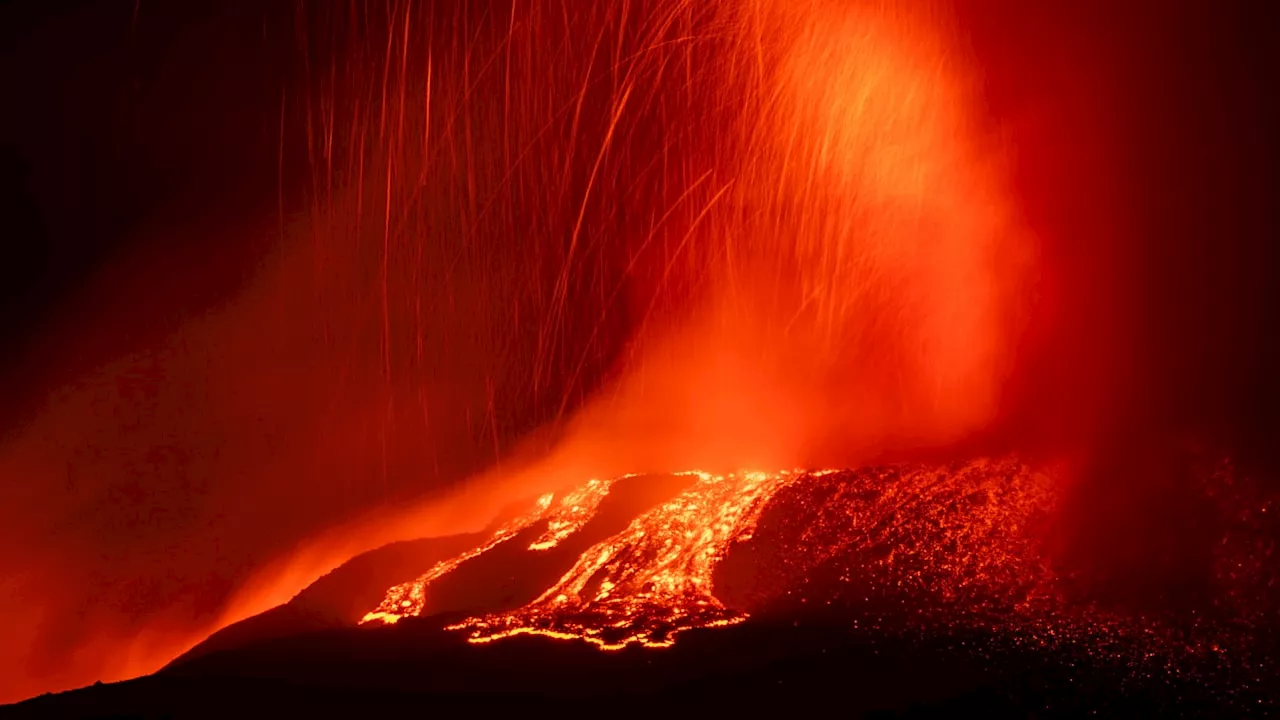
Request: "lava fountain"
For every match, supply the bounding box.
[0,0,1042,701]
[355,0,1035,650]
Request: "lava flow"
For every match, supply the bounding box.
[358,463,1048,650]
[356,457,1272,706]
[362,476,621,624]
[359,469,808,645]
[451,470,805,648]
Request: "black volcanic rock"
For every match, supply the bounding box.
[9,463,1279,718]
[6,621,1269,718]
[168,532,484,668]
[169,472,695,667]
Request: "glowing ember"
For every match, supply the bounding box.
[449,470,803,649]
[741,459,1060,611]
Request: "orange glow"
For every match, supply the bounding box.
[361,477,618,624]
[526,477,620,552]
[359,492,557,625]
[347,460,1058,652]
[451,470,801,648]
[0,0,1038,701]
[279,0,1038,672]
[501,0,1032,480]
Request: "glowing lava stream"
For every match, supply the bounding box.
[361,476,624,625]
[363,470,821,649]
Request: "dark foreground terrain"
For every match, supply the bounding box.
[7,463,1278,718]
[7,616,1272,719]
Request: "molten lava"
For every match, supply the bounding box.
[362,476,620,624]
[353,456,1271,709]
[359,462,1054,650]
[452,470,805,648]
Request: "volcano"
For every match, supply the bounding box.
[3,0,1277,714]
[9,459,1277,717]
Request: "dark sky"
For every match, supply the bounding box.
[1,0,294,406]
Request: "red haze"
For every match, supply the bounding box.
[2,0,1275,704]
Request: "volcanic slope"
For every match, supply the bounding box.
[8,460,1278,717]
